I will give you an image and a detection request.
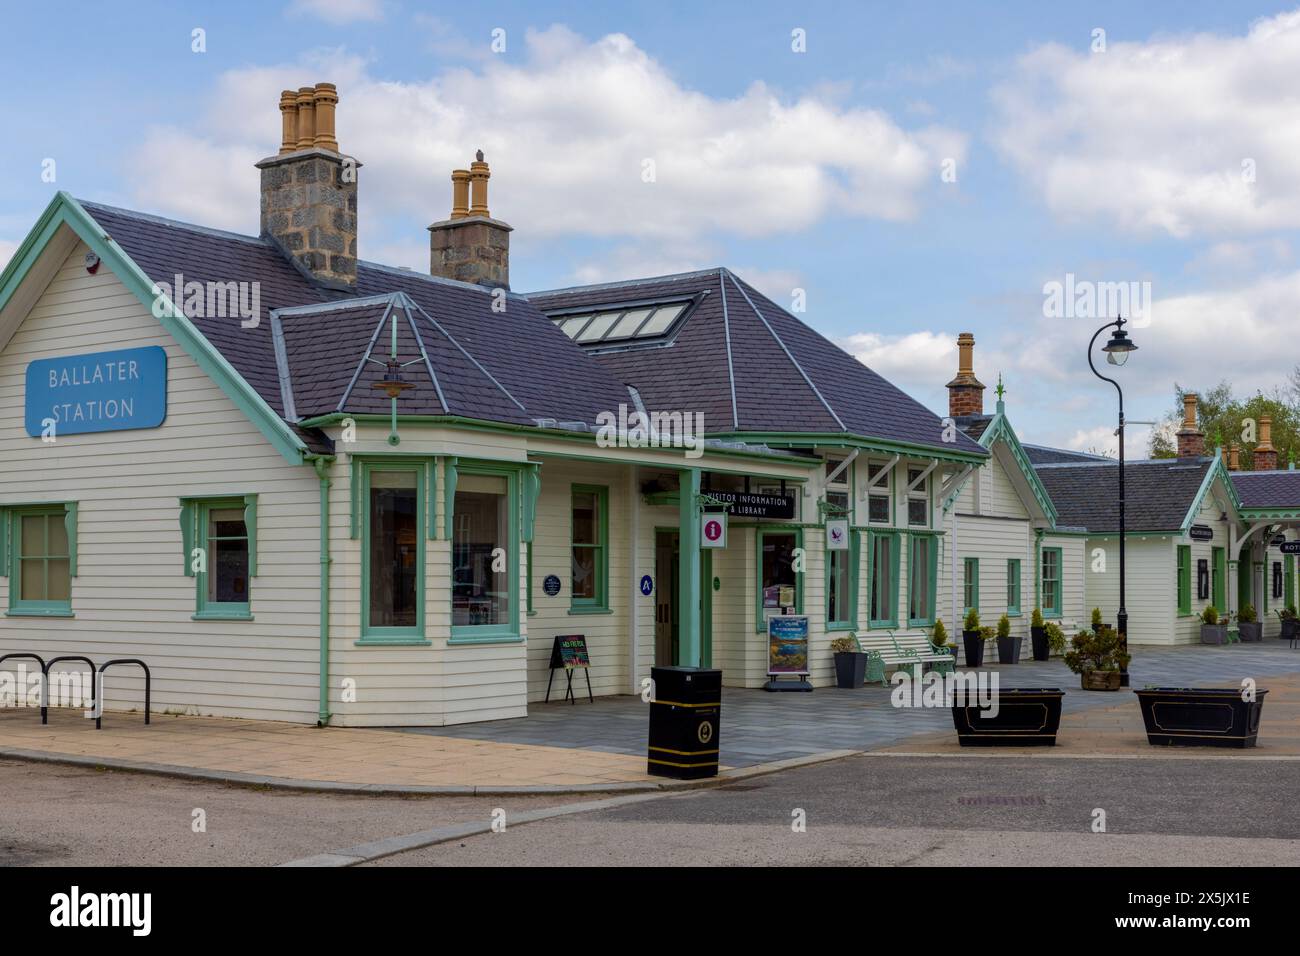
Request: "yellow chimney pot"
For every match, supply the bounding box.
[295,87,316,151]
[312,83,339,152]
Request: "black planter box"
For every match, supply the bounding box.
[1030,626,1049,661]
[1282,619,1298,642]
[833,652,867,689]
[961,630,984,667]
[1238,622,1262,642]
[1200,624,1228,645]
[1135,687,1267,748]
[952,688,1064,746]
[996,635,1023,664]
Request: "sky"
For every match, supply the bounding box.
[2,0,1298,456]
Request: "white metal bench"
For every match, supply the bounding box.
[858,631,955,686]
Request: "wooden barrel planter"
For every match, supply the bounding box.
[1080,670,1122,691]
[1135,688,1267,748]
[951,688,1064,747]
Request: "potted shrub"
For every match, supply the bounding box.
[1064,625,1130,691]
[1279,606,1298,643]
[995,613,1022,664]
[1045,622,1067,657]
[1237,604,1262,642]
[1200,606,1228,645]
[931,618,958,665]
[1135,687,1268,748]
[1091,607,1104,633]
[961,608,984,667]
[1030,607,1050,661]
[830,635,868,688]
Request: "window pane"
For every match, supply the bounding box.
[46,515,69,556]
[209,507,247,539]
[910,538,930,621]
[572,546,596,600]
[208,516,249,605]
[46,559,71,602]
[370,472,419,628]
[576,311,621,341]
[827,490,849,513]
[20,558,45,601]
[828,549,850,624]
[871,536,893,621]
[607,308,653,339]
[761,534,797,609]
[868,496,890,523]
[636,304,686,336]
[20,515,45,557]
[908,499,927,526]
[572,491,597,545]
[559,316,591,338]
[453,480,509,627]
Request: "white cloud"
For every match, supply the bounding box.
[287,0,384,25]
[0,239,16,273]
[842,330,965,398]
[992,10,1300,237]
[123,27,965,245]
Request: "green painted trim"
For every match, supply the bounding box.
[443,457,459,539]
[179,500,196,576]
[1238,508,1300,520]
[907,531,938,626]
[6,503,76,616]
[754,525,805,632]
[1007,558,1021,616]
[427,458,439,540]
[525,540,534,615]
[521,462,541,543]
[1286,554,1295,610]
[1181,449,1238,533]
[570,483,609,611]
[1212,546,1226,609]
[448,459,522,643]
[1041,547,1063,618]
[310,455,335,726]
[0,509,7,579]
[192,610,254,621]
[567,607,615,616]
[359,459,426,641]
[1177,545,1192,616]
[866,529,901,628]
[962,556,980,615]
[189,496,255,618]
[678,468,703,664]
[716,431,988,466]
[355,636,433,647]
[0,193,309,464]
[825,528,859,629]
[977,412,1059,527]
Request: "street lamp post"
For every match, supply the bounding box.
[1087,316,1138,687]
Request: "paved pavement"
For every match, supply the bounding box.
[406,642,1300,766]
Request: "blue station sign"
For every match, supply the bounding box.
[25,346,168,437]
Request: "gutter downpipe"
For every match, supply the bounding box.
[311,455,335,726]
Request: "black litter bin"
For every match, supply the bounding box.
[648,666,721,779]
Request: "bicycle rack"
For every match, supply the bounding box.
[43,655,97,726]
[0,652,48,723]
[95,659,150,729]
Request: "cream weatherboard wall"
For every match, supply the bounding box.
[1042,534,1086,630]
[1171,484,1234,645]
[1082,536,1179,645]
[0,240,322,722]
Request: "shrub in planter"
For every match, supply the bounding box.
[830,635,868,688]
[1200,605,1228,645]
[1045,622,1067,656]
[1279,606,1298,642]
[962,608,984,667]
[995,613,1022,664]
[931,618,958,663]
[1030,607,1049,661]
[1064,625,1130,691]
[1237,603,1263,642]
[1091,607,1104,632]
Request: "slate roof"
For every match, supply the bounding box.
[1034,458,1212,533]
[1231,471,1300,509]
[954,415,993,441]
[79,201,633,451]
[1023,444,1112,466]
[527,269,987,458]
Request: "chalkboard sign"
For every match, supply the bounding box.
[551,634,590,668]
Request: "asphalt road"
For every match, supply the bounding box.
[5,754,1299,866]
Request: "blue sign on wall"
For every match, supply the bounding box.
[25,346,167,437]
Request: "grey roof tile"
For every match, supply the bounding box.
[1231,471,1300,508]
[1034,458,1211,532]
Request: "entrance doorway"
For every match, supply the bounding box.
[653,529,712,668]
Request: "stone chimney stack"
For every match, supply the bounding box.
[1255,415,1279,470]
[946,332,985,417]
[256,82,358,290]
[1176,393,1205,458]
[428,151,512,289]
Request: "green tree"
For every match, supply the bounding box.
[1148,381,1300,468]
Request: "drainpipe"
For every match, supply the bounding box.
[628,465,640,694]
[950,508,959,627]
[311,455,335,726]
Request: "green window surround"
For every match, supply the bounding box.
[826,529,859,630]
[867,530,900,629]
[1176,545,1192,616]
[755,526,804,631]
[962,557,979,615]
[570,484,609,613]
[180,496,257,621]
[526,540,535,615]
[359,460,428,645]
[1041,547,1062,618]
[1286,554,1295,610]
[1007,558,1021,616]
[1211,547,1226,610]
[5,503,77,618]
[450,461,522,645]
[908,533,937,626]
[349,455,439,541]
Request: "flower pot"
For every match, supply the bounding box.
[996,634,1023,664]
[833,651,868,689]
[1238,622,1263,642]
[1080,670,1122,691]
[951,688,1064,746]
[1135,687,1267,748]
[961,630,984,667]
[1200,624,1228,645]
[1281,619,1298,641]
[1030,626,1049,661]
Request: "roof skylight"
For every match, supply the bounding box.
[549,299,694,347]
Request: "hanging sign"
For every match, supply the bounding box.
[1188,525,1214,542]
[701,490,795,520]
[25,346,167,437]
[701,512,727,548]
[825,518,850,551]
[1281,542,1300,555]
[767,615,810,676]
